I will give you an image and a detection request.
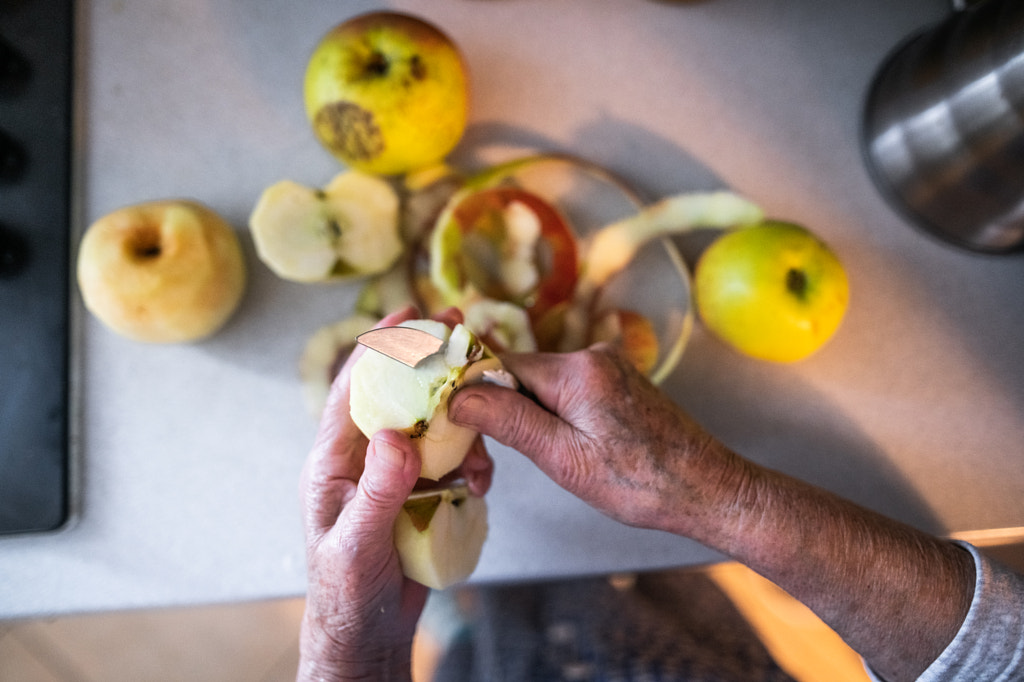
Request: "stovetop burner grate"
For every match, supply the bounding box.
[0,0,75,534]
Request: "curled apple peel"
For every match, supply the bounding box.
[582,191,764,294]
[349,319,502,481]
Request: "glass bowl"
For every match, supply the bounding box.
[460,153,693,384]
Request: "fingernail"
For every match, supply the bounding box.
[372,437,406,471]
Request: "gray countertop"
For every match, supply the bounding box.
[4,0,1024,620]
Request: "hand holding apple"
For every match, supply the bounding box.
[694,221,849,362]
[299,425,427,682]
[304,11,470,176]
[76,200,246,343]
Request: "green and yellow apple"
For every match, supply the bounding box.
[349,319,502,481]
[248,170,402,282]
[394,483,488,590]
[694,221,849,363]
[76,200,246,343]
[304,11,469,176]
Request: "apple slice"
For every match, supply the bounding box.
[394,483,488,590]
[349,319,502,481]
[299,313,381,416]
[464,298,538,354]
[249,170,402,282]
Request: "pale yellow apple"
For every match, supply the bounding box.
[694,222,849,363]
[77,200,246,343]
[304,11,469,176]
[394,484,488,590]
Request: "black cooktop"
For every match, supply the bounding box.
[0,0,74,534]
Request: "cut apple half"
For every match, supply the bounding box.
[249,170,402,282]
[349,319,501,480]
[394,482,488,590]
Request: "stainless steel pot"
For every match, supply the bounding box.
[862,0,1024,254]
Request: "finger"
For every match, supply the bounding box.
[301,307,421,536]
[461,437,494,497]
[307,306,421,480]
[449,381,577,471]
[431,306,464,328]
[338,430,422,550]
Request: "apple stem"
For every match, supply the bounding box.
[366,51,389,77]
[786,268,808,299]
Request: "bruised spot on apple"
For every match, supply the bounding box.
[694,221,849,363]
[312,102,384,167]
[304,11,470,176]
[76,200,246,344]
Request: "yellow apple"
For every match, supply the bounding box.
[694,221,849,363]
[76,200,246,343]
[304,11,470,176]
[349,319,502,481]
[393,483,488,590]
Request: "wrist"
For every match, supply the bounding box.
[657,435,760,545]
[297,615,413,682]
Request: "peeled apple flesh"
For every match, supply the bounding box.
[394,484,488,590]
[349,319,501,480]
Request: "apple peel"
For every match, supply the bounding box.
[299,313,380,416]
[582,191,764,294]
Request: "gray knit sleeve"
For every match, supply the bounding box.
[865,541,1024,681]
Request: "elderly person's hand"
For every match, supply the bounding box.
[297,307,492,682]
[450,343,745,536]
[449,344,975,682]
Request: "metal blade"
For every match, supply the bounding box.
[356,327,445,368]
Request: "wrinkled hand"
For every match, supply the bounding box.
[297,306,492,682]
[449,343,747,538]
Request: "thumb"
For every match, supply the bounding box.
[450,384,570,461]
[343,431,421,541]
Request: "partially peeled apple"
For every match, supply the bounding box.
[349,318,498,588]
[349,318,502,481]
[394,483,488,590]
